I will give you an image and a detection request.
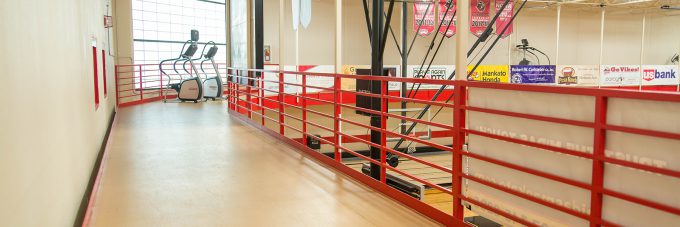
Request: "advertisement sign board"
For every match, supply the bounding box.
[510,65,556,84]
[600,65,640,87]
[641,65,679,86]
[407,65,455,90]
[556,65,599,86]
[467,65,509,83]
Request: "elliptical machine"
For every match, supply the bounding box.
[199,42,223,100]
[159,30,203,103]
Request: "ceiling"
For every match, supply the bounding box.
[523,0,680,15]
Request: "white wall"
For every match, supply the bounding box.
[263,2,680,67]
[0,0,116,226]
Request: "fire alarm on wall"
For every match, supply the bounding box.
[104,15,113,28]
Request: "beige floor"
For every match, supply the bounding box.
[88,101,439,226]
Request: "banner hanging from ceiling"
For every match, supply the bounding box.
[438,0,457,37]
[470,0,491,37]
[494,0,514,38]
[414,2,436,36]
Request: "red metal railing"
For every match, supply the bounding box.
[112,63,680,226]
[224,67,680,227]
[114,63,230,107]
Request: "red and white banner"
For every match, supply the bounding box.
[414,2,435,36]
[470,0,491,37]
[641,65,679,86]
[494,0,513,38]
[438,0,456,37]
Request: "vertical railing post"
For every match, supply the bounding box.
[380,80,388,183]
[226,69,232,110]
[333,75,341,162]
[302,74,308,146]
[159,68,163,98]
[236,71,241,113]
[260,73,265,126]
[114,66,119,107]
[247,71,253,119]
[590,95,608,226]
[138,65,144,101]
[452,82,467,221]
[279,72,285,135]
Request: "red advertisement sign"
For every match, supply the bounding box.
[414,2,435,36]
[494,0,514,38]
[438,0,456,37]
[469,0,491,37]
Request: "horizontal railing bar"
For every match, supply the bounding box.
[464,106,595,128]
[464,129,593,159]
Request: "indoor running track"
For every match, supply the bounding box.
[87,101,438,226]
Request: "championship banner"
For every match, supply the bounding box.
[600,65,640,87]
[556,65,599,86]
[510,65,556,84]
[494,0,513,38]
[470,0,491,37]
[407,65,455,89]
[414,2,435,36]
[438,0,456,37]
[641,65,679,86]
[467,65,509,83]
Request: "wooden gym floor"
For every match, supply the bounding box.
[87,101,439,226]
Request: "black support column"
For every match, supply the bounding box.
[369,0,384,180]
[254,0,264,71]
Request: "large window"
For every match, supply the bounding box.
[132,0,227,88]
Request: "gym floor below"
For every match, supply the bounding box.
[87,101,438,226]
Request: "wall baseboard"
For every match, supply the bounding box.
[74,110,117,227]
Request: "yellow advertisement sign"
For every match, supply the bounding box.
[467,65,509,83]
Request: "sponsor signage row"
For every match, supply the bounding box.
[264,65,679,95]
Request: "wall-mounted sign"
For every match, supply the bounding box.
[414,2,435,36]
[467,65,509,83]
[641,65,679,86]
[104,15,113,28]
[408,65,455,89]
[510,65,556,84]
[470,0,491,37]
[438,0,456,37]
[600,65,640,87]
[556,65,599,86]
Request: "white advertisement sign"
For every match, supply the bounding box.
[407,65,455,90]
[341,65,402,91]
[599,65,640,87]
[556,65,599,86]
[641,65,679,86]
